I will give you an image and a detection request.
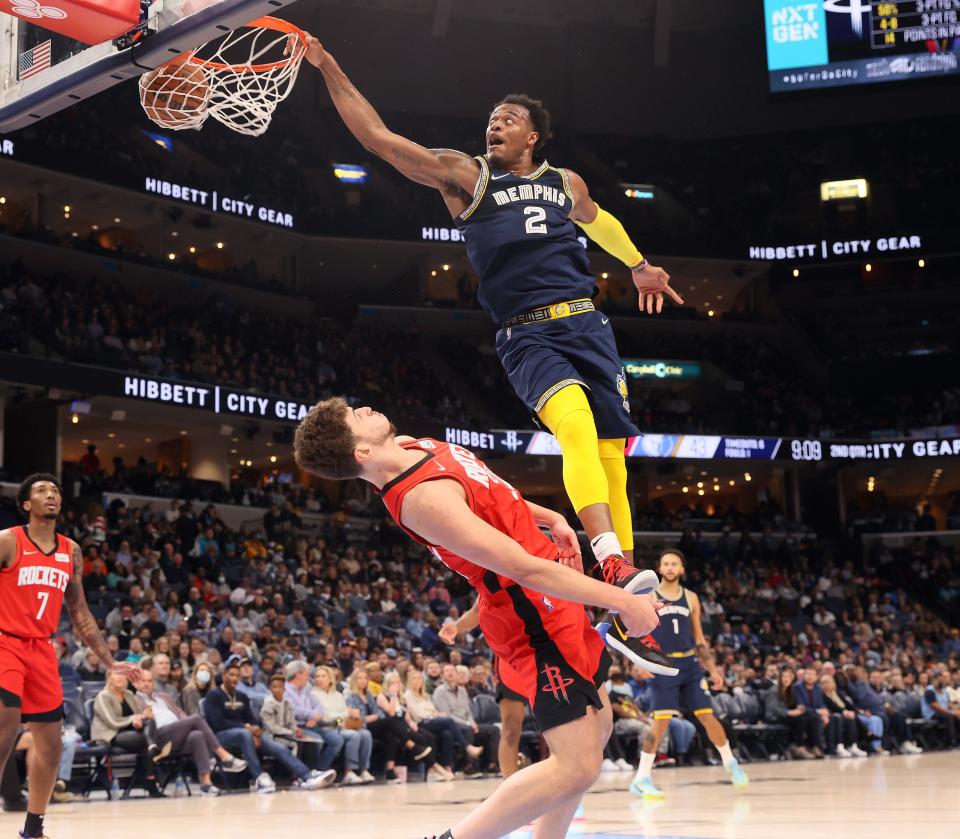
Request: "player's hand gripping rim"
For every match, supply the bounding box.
[632,262,684,315]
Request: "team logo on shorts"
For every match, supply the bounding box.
[541,664,574,702]
[616,369,630,411]
[552,303,569,318]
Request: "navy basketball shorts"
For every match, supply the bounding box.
[649,656,714,719]
[495,310,641,440]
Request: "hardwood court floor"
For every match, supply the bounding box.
[3,751,957,839]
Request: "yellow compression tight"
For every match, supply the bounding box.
[598,437,633,552]
[538,385,607,511]
[538,386,633,551]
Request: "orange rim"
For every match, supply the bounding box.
[178,16,307,73]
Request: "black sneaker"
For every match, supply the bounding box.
[596,612,679,676]
[592,553,659,601]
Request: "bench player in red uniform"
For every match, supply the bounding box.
[0,474,142,839]
[294,399,665,839]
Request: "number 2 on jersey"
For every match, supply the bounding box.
[524,206,547,235]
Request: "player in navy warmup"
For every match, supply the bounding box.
[630,549,747,797]
[300,31,684,677]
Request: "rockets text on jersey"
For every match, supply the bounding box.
[0,526,73,638]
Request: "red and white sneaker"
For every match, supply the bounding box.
[593,553,659,599]
[595,612,679,676]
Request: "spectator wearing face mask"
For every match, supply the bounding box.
[181,661,216,717]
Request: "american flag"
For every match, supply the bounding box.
[18,40,52,82]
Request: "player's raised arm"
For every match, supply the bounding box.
[64,540,143,687]
[301,34,479,196]
[400,480,659,636]
[563,168,683,315]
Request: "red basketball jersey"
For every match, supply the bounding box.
[0,527,73,638]
[379,438,608,714]
[379,439,559,589]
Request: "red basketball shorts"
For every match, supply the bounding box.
[479,584,611,732]
[0,633,64,721]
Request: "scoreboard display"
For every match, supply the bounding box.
[764,0,960,91]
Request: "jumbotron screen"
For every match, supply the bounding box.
[764,0,960,91]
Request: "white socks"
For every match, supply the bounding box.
[635,750,655,781]
[717,740,735,767]
[591,532,622,565]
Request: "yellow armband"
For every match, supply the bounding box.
[574,204,644,268]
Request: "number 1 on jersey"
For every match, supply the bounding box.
[672,618,680,635]
[524,206,547,235]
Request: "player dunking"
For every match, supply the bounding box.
[299,34,683,675]
[0,474,142,839]
[631,549,748,798]
[293,399,661,839]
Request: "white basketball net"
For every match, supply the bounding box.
[138,19,307,137]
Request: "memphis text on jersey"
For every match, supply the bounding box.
[491,183,568,209]
[658,599,691,619]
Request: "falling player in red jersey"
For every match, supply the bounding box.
[294,400,663,839]
[0,474,142,839]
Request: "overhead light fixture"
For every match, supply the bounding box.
[443,264,450,271]
[270,455,277,463]
[820,178,868,201]
[792,268,800,278]
[216,242,224,249]
[168,253,176,260]
[865,263,872,272]
[601,272,609,279]
[918,258,925,268]
[71,414,79,424]
[744,473,752,482]
[189,246,197,254]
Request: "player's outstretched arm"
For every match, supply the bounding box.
[688,589,723,690]
[563,168,683,315]
[440,598,480,645]
[400,480,659,636]
[64,541,143,687]
[301,34,479,196]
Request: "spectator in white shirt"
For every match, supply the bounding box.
[137,670,246,795]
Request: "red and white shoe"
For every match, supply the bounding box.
[593,553,659,600]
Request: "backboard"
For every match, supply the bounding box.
[0,0,303,132]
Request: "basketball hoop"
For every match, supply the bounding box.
[138,16,308,137]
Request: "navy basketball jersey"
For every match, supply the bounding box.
[650,588,696,655]
[454,156,596,324]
